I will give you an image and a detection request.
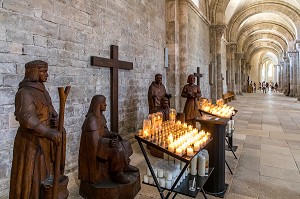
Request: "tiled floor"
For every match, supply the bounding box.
[68,91,300,199]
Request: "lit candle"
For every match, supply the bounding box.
[176,148,183,156]
[187,147,194,157]
[168,143,174,153]
[183,123,187,129]
[194,142,200,151]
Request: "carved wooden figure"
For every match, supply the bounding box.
[78,95,140,199]
[181,74,202,127]
[148,74,171,114]
[9,60,69,199]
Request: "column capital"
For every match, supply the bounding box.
[287,51,298,58]
[211,23,227,38]
[227,42,237,53]
[236,52,244,59]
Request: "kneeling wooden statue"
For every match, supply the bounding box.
[78,95,140,199]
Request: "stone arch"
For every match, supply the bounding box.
[242,33,288,53]
[237,21,295,51]
[209,0,230,23]
[246,42,283,61]
[227,1,300,41]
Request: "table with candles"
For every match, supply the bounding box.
[198,98,238,152]
[135,111,214,199]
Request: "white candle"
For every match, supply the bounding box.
[165,180,172,189]
[147,167,151,176]
[187,147,193,156]
[158,168,164,178]
[197,155,206,176]
[190,157,197,175]
[148,176,154,184]
[143,175,149,183]
[159,178,166,188]
[165,171,173,181]
[202,149,209,174]
[163,153,169,161]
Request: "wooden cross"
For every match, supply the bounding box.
[91,45,133,133]
[194,67,203,86]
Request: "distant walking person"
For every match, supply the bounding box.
[262,81,266,93]
[274,82,278,92]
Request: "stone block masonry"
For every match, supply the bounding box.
[0,0,167,196]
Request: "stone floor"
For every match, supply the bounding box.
[68,91,300,198]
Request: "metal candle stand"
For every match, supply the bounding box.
[135,135,214,199]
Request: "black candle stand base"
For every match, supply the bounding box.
[205,183,228,198]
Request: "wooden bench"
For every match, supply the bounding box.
[222,91,235,103]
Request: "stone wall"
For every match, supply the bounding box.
[0,0,166,196]
[185,2,210,102]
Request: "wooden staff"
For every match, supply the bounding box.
[53,86,71,199]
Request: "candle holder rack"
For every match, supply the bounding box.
[198,108,238,153]
[135,134,213,199]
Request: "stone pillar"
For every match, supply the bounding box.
[166,0,180,110]
[278,61,284,92]
[235,52,243,94]
[226,43,236,92]
[178,0,189,108]
[210,24,226,102]
[283,56,290,96]
[241,58,246,92]
[288,51,298,97]
[296,42,300,100]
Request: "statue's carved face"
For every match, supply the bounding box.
[162,99,169,109]
[38,67,48,82]
[100,99,107,111]
[187,75,195,84]
[155,75,162,85]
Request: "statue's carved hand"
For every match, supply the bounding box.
[109,138,119,147]
[46,129,61,144]
[187,92,193,98]
[50,117,58,128]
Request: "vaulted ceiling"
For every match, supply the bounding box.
[210,0,300,65]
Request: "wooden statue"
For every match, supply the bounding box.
[148,74,171,114]
[78,95,140,199]
[156,97,170,121]
[9,60,69,199]
[181,74,201,127]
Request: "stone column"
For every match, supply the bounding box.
[178,0,189,108]
[296,42,300,100]
[241,58,246,92]
[226,43,237,92]
[288,51,298,97]
[166,0,181,110]
[283,56,290,96]
[235,52,243,94]
[210,24,226,102]
[278,61,284,92]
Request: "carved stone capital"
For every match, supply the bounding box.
[211,24,227,38]
[236,52,244,59]
[287,51,298,58]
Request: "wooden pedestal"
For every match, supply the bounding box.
[79,172,141,199]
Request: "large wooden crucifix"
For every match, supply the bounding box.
[194,67,203,86]
[91,45,133,133]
